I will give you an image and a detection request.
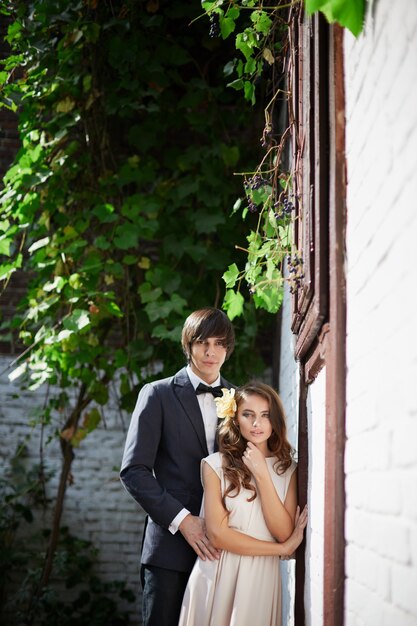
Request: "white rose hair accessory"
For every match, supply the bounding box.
[214,388,237,419]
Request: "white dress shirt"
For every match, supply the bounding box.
[168,366,221,534]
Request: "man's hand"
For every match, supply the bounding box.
[179,514,221,561]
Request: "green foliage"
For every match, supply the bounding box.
[201,0,288,104]
[305,0,366,36]
[0,0,269,411]
[0,449,134,625]
[199,0,365,317]
[200,2,298,314]
[0,446,48,608]
[22,528,135,626]
[0,0,270,604]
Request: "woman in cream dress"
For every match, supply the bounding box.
[178,382,308,626]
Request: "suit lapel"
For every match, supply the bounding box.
[173,368,208,456]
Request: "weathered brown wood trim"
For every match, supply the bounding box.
[304,321,330,384]
[292,14,329,359]
[294,363,308,626]
[323,24,346,626]
[293,15,346,625]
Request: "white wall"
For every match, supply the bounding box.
[344,0,417,623]
[279,277,300,626]
[304,369,326,626]
[279,269,327,626]
[0,358,143,624]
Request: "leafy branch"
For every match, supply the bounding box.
[199,0,366,319]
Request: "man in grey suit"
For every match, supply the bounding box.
[120,307,236,626]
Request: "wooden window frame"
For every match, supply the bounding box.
[291,12,329,361]
[291,11,346,626]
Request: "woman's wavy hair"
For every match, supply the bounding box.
[218,381,294,506]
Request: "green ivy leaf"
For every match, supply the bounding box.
[251,185,272,205]
[220,144,240,168]
[151,324,182,342]
[202,1,218,10]
[101,300,123,318]
[243,80,255,103]
[266,258,276,281]
[145,294,187,323]
[88,379,108,404]
[92,203,117,224]
[232,197,243,214]
[227,6,240,21]
[305,0,365,36]
[0,238,11,256]
[43,276,65,293]
[223,263,240,288]
[28,236,50,253]
[139,283,163,304]
[95,235,111,250]
[223,289,244,320]
[253,282,283,313]
[0,256,22,280]
[244,57,256,75]
[220,16,236,39]
[71,408,102,446]
[227,78,244,91]
[278,225,291,248]
[193,212,225,234]
[250,10,272,34]
[235,32,255,61]
[113,224,138,250]
[8,361,28,382]
[63,310,91,332]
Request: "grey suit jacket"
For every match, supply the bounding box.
[120,366,234,573]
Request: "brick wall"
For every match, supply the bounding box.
[0,357,144,624]
[344,0,417,623]
[278,276,300,626]
[304,370,326,626]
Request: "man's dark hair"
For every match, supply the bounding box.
[181,307,235,362]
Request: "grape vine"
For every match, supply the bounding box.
[199,0,366,319]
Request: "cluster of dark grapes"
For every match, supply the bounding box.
[287,253,304,294]
[209,14,220,37]
[244,174,270,191]
[248,199,259,213]
[273,196,294,220]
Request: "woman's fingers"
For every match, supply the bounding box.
[294,505,300,524]
[296,505,308,529]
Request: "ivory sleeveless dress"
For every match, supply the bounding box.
[178,451,297,626]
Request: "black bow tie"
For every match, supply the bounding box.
[196,383,223,398]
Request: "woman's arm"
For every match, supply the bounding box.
[243,442,297,542]
[203,461,306,557]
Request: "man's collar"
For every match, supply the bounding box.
[186,365,221,390]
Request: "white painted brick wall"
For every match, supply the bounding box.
[344,0,417,623]
[279,270,327,626]
[279,276,301,626]
[304,369,326,626]
[0,357,144,624]
[279,274,300,454]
